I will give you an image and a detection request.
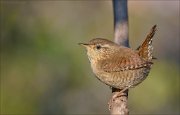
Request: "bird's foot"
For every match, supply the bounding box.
[108,86,130,110]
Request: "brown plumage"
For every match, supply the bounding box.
[79,25,157,90]
[137,25,157,61]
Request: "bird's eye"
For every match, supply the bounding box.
[96,45,101,50]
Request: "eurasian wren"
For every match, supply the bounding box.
[79,25,156,90]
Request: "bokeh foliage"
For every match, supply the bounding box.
[0,1,179,114]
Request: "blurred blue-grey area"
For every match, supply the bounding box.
[0,1,179,114]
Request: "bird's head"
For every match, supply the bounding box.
[79,38,118,62]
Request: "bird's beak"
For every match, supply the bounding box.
[78,43,89,47]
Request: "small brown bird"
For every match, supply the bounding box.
[79,25,157,91]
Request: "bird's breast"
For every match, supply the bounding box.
[90,63,151,89]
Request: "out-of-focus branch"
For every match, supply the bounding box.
[113,0,129,47]
[109,0,129,115]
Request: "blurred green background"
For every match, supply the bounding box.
[0,1,179,114]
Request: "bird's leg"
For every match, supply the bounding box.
[108,86,130,110]
[112,86,130,100]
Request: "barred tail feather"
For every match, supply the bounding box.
[137,25,157,61]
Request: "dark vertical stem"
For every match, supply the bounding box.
[113,0,129,47]
[109,0,129,115]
